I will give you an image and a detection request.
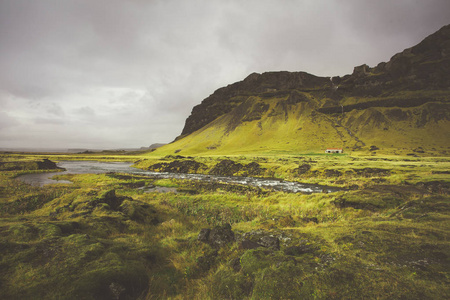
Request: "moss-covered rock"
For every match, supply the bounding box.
[36,223,62,238]
[119,199,158,224]
[8,224,35,241]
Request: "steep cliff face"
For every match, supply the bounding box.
[328,23,450,101]
[166,25,450,155]
[180,71,330,138]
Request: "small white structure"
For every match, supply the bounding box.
[325,148,343,154]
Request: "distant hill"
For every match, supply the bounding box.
[148,143,166,150]
[156,25,450,155]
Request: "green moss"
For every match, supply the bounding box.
[36,223,62,238]
[251,261,305,299]
[0,152,449,299]
[8,224,35,241]
[240,249,274,275]
[209,267,253,299]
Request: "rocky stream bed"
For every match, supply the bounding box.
[18,160,343,194]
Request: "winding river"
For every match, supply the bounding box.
[18,161,342,194]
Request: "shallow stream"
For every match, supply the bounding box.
[18,161,342,194]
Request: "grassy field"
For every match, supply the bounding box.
[0,152,449,299]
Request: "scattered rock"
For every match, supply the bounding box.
[258,236,280,250]
[197,228,211,243]
[239,239,261,250]
[209,160,243,176]
[239,229,290,249]
[198,223,235,248]
[148,159,206,174]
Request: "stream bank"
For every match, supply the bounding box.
[18,160,343,194]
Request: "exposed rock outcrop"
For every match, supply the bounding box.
[198,223,235,248]
[209,160,265,176]
[180,71,331,137]
[148,159,206,174]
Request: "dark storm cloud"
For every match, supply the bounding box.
[0,0,448,149]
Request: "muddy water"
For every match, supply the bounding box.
[18,161,342,194]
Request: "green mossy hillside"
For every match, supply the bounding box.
[151,92,449,156]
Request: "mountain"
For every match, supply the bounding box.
[158,25,450,155]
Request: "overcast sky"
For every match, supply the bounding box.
[0,0,449,149]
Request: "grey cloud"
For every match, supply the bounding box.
[0,111,18,130]
[46,103,65,117]
[34,117,65,125]
[75,106,96,117]
[0,0,448,149]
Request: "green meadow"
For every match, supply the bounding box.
[0,151,449,299]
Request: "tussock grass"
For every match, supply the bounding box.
[0,152,448,299]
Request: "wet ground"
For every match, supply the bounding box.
[18,161,342,194]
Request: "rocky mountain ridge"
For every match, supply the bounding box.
[167,25,449,155]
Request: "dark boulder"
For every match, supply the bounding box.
[258,236,280,250]
[198,223,235,248]
[209,223,235,247]
[239,239,261,250]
